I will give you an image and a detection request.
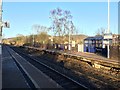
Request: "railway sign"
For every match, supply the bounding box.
[104,33,112,39]
[103,33,112,45]
[3,21,10,28]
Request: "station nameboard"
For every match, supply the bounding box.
[104,33,112,39]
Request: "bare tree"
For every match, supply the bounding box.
[37,32,49,44]
[96,27,105,36]
[49,8,76,43]
[31,24,50,45]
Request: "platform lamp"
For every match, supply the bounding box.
[107,0,110,59]
[0,0,3,44]
[103,0,112,59]
[0,1,2,90]
[108,0,110,34]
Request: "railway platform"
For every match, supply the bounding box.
[2,45,29,88]
[2,45,62,89]
[25,46,120,69]
[48,50,120,69]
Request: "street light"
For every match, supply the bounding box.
[0,1,2,90]
[68,28,71,50]
[107,0,110,59]
[68,21,73,51]
[103,0,112,59]
[0,0,3,44]
[32,25,35,47]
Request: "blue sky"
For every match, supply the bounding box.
[2,0,120,2]
[2,2,118,38]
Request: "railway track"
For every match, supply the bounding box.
[11,46,120,89]
[6,45,88,89]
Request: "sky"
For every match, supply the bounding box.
[2,2,118,38]
[2,0,120,2]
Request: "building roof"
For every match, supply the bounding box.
[84,35,103,40]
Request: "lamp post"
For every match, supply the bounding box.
[107,0,110,59]
[108,0,110,34]
[0,0,2,44]
[68,29,71,50]
[0,1,2,90]
[32,26,35,47]
[68,21,72,51]
[103,0,112,59]
[32,33,35,47]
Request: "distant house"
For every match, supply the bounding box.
[112,34,120,45]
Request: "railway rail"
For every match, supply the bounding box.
[10,45,120,89]
[22,46,120,80]
[24,46,120,69]
[5,45,88,89]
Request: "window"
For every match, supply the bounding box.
[96,40,98,43]
[92,40,95,43]
[89,40,92,44]
[99,44,102,47]
[84,40,88,43]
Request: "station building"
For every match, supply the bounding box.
[84,35,103,53]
